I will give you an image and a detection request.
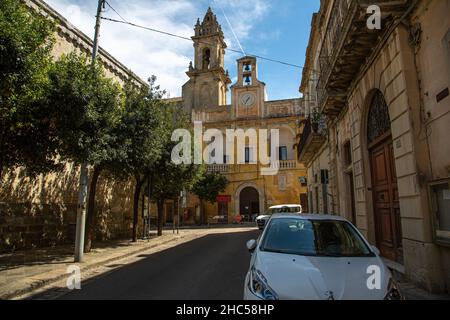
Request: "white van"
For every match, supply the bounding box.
[255,205,302,230]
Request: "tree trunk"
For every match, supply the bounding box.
[157,199,165,237]
[84,166,101,253]
[200,198,205,225]
[132,175,144,242]
[0,141,3,184]
[0,156,4,186]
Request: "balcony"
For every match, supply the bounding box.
[270,160,299,170]
[207,160,299,175]
[317,0,409,117]
[297,118,327,165]
[207,164,233,174]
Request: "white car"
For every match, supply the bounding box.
[244,214,403,300]
[256,205,302,230]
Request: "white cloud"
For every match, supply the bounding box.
[44,0,271,97]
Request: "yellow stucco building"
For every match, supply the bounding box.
[179,9,307,224]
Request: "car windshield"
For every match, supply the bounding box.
[266,206,301,215]
[260,218,373,257]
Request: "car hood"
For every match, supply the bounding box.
[254,251,390,300]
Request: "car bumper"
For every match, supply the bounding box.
[243,273,263,301]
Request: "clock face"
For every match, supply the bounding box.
[240,92,255,107]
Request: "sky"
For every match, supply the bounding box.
[44,0,320,100]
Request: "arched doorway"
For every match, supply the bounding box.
[239,187,260,222]
[367,90,403,263]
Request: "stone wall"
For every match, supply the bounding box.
[0,1,149,253]
[329,15,450,292]
[0,165,137,253]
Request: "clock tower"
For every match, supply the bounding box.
[182,8,231,114]
[231,56,266,119]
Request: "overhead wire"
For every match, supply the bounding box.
[101,2,303,69]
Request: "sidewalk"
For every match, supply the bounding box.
[399,281,450,300]
[0,227,254,300]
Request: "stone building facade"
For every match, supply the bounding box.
[0,0,147,252]
[298,0,450,293]
[180,9,307,223]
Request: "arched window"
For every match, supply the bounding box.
[367,90,391,144]
[203,48,211,70]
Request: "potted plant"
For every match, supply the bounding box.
[311,110,321,133]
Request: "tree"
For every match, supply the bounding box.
[46,53,123,251]
[116,77,167,242]
[192,172,229,225]
[0,0,57,179]
[148,106,201,236]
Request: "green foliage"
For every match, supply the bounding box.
[149,103,201,202]
[192,172,229,204]
[0,0,57,175]
[114,76,167,178]
[46,53,123,167]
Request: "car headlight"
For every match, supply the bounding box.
[248,267,279,300]
[384,278,404,300]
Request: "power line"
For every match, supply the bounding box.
[101,2,303,69]
[211,0,246,56]
[104,0,129,23]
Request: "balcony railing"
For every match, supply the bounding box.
[207,164,232,174]
[297,118,327,165]
[316,0,409,117]
[207,160,299,174]
[270,160,299,170]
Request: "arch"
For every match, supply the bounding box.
[202,48,211,70]
[360,88,385,244]
[361,89,403,263]
[367,90,391,146]
[234,182,265,219]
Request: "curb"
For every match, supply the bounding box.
[1,235,189,300]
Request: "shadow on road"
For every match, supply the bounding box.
[31,229,261,300]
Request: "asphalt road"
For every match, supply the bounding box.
[59,230,260,300]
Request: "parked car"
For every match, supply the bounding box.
[255,205,302,230]
[244,214,403,300]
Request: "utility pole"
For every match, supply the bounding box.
[74,0,106,263]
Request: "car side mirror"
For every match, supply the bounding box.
[372,245,380,256]
[246,239,257,253]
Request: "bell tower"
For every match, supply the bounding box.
[182,8,231,114]
[231,56,266,119]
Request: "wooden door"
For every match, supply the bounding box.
[370,139,403,262]
[300,194,308,213]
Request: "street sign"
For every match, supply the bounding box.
[216,195,232,203]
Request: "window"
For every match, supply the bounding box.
[429,180,450,246]
[203,48,211,70]
[279,146,288,161]
[367,90,391,145]
[320,169,329,184]
[260,218,373,257]
[343,140,352,166]
[245,147,255,164]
